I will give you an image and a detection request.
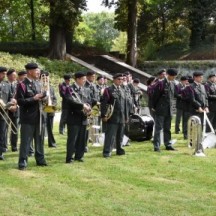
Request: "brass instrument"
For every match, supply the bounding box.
[41,74,56,113]
[187,115,205,156]
[0,99,18,134]
[105,99,116,120]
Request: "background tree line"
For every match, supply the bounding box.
[0,0,216,66]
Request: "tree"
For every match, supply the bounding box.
[47,0,86,59]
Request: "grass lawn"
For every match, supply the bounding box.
[0,122,216,216]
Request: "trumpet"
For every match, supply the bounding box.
[0,99,18,134]
[40,74,56,113]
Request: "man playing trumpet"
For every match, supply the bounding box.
[0,66,17,160]
[65,71,92,163]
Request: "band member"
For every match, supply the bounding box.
[184,72,209,121]
[65,71,92,163]
[16,63,47,170]
[152,68,178,152]
[205,74,216,130]
[59,74,71,135]
[40,71,57,148]
[132,78,143,114]
[147,76,156,118]
[84,71,100,150]
[6,69,19,152]
[0,66,16,160]
[17,70,27,82]
[175,76,189,134]
[156,69,166,81]
[101,73,129,158]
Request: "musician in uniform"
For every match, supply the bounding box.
[6,69,19,152]
[40,71,57,148]
[16,63,47,170]
[152,68,178,152]
[132,78,143,114]
[0,66,16,160]
[59,74,71,135]
[184,72,209,121]
[101,73,129,158]
[84,71,100,149]
[204,74,216,130]
[17,70,27,82]
[65,71,92,163]
[175,76,189,134]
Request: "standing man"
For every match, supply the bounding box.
[6,69,19,152]
[0,66,16,160]
[59,74,71,135]
[40,71,57,148]
[175,76,189,134]
[205,74,216,130]
[65,71,92,163]
[101,73,128,158]
[16,63,47,170]
[152,68,178,152]
[17,70,27,82]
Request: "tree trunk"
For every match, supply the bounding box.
[48,25,66,59]
[30,0,36,41]
[66,29,73,54]
[126,0,138,67]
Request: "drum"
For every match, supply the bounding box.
[127,114,154,141]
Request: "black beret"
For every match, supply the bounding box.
[208,74,216,79]
[0,66,7,73]
[124,71,131,76]
[133,78,140,83]
[40,70,49,77]
[113,73,123,79]
[147,77,156,86]
[74,71,86,79]
[63,74,71,80]
[180,76,188,81]
[18,70,27,76]
[25,63,38,70]
[97,75,104,81]
[7,68,16,76]
[167,68,178,76]
[157,69,166,75]
[86,71,95,76]
[193,71,203,77]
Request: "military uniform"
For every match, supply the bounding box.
[65,81,92,163]
[205,80,216,130]
[0,79,13,159]
[151,69,178,151]
[16,67,47,169]
[101,76,128,157]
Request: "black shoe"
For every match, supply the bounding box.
[103,153,111,158]
[154,148,161,152]
[49,144,57,148]
[84,147,89,153]
[0,155,5,160]
[116,149,125,156]
[66,159,74,164]
[184,136,188,140]
[165,146,176,151]
[28,152,34,157]
[36,161,48,166]
[59,132,64,135]
[18,166,26,170]
[175,131,180,134]
[12,147,18,152]
[75,158,84,162]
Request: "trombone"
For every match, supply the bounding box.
[0,99,18,134]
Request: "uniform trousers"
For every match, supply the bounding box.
[46,114,56,146]
[8,113,18,149]
[66,124,87,161]
[0,119,7,155]
[59,109,68,134]
[103,123,125,156]
[18,123,45,168]
[153,113,172,150]
[175,108,183,133]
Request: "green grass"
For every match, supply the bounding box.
[1,122,216,216]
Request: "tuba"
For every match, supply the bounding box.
[187,115,205,156]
